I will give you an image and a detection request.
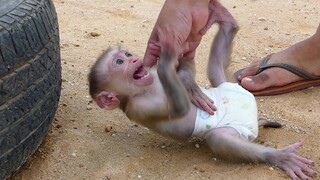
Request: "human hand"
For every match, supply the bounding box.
[143,0,212,67]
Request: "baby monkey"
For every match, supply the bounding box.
[88,17,317,180]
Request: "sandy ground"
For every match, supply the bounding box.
[9,0,320,179]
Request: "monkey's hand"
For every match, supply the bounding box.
[178,60,216,115]
[185,78,216,115]
[265,142,317,179]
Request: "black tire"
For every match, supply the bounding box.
[0,0,61,179]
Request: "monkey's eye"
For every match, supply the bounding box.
[116,59,124,65]
[125,52,132,57]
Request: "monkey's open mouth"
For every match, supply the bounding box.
[133,65,148,79]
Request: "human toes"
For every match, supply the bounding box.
[237,60,261,80]
[239,72,276,91]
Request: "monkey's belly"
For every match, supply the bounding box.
[154,107,198,139]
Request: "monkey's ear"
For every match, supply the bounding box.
[95,91,120,110]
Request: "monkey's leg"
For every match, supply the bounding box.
[207,4,239,87]
[177,59,216,115]
[205,127,317,179]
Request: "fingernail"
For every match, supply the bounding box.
[243,77,253,82]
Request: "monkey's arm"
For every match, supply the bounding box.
[157,51,191,119]
[177,59,216,115]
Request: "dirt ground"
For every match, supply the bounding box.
[9,0,320,179]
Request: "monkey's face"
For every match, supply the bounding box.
[107,49,154,92]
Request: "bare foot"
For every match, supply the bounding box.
[237,24,320,92]
[265,142,318,180]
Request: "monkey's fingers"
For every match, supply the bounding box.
[293,156,318,178]
[283,159,318,179]
[190,92,216,115]
[293,155,316,167]
[281,161,309,180]
[290,155,318,178]
[293,168,311,180]
[282,165,299,180]
[278,152,317,179]
[280,141,303,154]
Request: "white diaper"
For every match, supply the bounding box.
[192,82,258,141]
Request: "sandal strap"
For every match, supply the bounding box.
[257,55,320,80]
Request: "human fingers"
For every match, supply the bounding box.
[143,30,161,67]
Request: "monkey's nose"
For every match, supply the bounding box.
[131,57,140,63]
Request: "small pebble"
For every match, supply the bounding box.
[86,105,92,110]
[258,17,266,21]
[105,126,112,133]
[90,32,101,37]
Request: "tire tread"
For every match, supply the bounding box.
[0,0,61,179]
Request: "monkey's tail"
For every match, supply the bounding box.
[258,118,282,128]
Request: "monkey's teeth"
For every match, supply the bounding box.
[133,66,148,79]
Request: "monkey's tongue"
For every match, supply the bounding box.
[133,66,148,79]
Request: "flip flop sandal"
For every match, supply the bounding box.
[234,55,320,96]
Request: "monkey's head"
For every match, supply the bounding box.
[88,47,155,110]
